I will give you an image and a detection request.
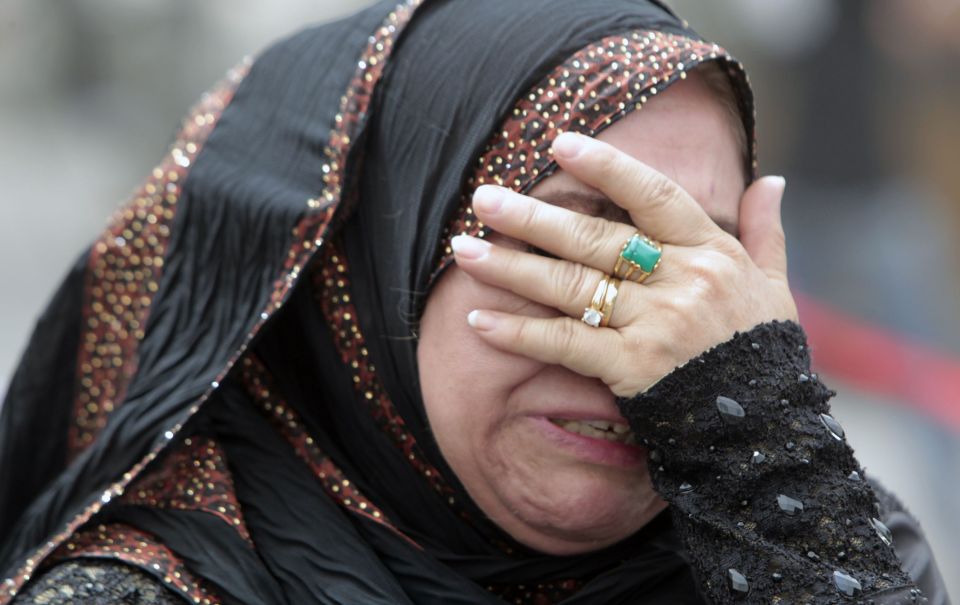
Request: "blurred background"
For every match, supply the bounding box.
[1,0,957,592]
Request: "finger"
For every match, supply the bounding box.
[551,132,720,246]
[472,184,638,273]
[466,309,622,380]
[452,234,604,319]
[451,234,679,325]
[738,176,788,278]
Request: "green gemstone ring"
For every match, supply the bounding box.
[613,233,662,283]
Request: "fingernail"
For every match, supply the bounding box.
[451,234,491,260]
[553,131,587,159]
[473,185,505,214]
[467,310,498,331]
[769,176,786,195]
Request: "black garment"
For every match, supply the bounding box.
[0,1,950,604]
[618,321,950,604]
[11,560,184,605]
[13,323,951,605]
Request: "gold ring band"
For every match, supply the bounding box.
[599,277,620,327]
[581,274,621,328]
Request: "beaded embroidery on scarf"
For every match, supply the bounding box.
[0,61,252,604]
[46,523,222,604]
[68,61,250,461]
[0,4,427,602]
[311,29,752,605]
[40,437,253,603]
[240,353,421,548]
[3,15,755,605]
[0,0,432,605]
[432,30,753,284]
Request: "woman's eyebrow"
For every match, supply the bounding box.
[538,189,739,237]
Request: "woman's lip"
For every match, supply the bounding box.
[529,416,647,469]
[539,412,631,425]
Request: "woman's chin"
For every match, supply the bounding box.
[483,449,666,555]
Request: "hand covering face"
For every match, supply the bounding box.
[0,1,758,603]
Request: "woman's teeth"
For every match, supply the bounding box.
[550,418,637,444]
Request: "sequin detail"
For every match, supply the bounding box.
[0,65,255,605]
[46,523,220,604]
[1,3,426,601]
[432,30,753,283]
[616,321,921,603]
[263,0,423,317]
[312,242,461,513]
[240,354,418,548]
[2,438,248,604]
[120,436,252,545]
[68,60,251,460]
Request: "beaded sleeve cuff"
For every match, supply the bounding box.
[617,320,924,604]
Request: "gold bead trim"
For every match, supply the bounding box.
[432,30,753,285]
[311,240,464,518]
[240,354,420,549]
[119,436,252,545]
[68,60,251,460]
[46,523,221,604]
[2,2,425,601]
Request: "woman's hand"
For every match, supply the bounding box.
[450,131,798,398]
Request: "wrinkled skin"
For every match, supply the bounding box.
[417,70,795,555]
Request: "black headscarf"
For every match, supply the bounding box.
[0,1,753,603]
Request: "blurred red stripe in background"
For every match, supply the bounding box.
[797,293,960,433]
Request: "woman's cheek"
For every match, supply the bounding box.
[418,265,548,465]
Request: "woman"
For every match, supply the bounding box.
[0,0,949,603]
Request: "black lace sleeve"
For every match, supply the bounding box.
[11,559,187,605]
[617,320,935,605]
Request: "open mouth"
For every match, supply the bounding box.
[548,418,637,445]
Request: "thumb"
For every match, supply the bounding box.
[738,175,788,278]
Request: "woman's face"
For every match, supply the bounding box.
[417,71,746,555]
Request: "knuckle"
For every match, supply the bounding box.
[590,144,620,178]
[571,214,617,261]
[646,337,676,369]
[556,320,585,364]
[491,248,530,285]
[663,291,698,321]
[555,320,577,351]
[552,259,594,304]
[497,246,525,276]
[638,172,678,212]
[513,316,536,347]
[518,199,542,234]
[686,250,736,294]
[525,317,570,363]
[711,233,747,259]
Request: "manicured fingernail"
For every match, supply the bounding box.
[473,185,505,214]
[467,310,498,331]
[451,234,491,260]
[553,131,587,159]
[768,176,786,205]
